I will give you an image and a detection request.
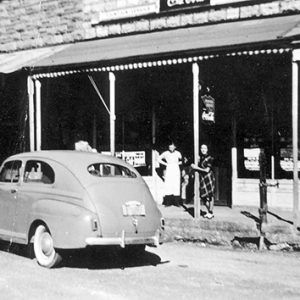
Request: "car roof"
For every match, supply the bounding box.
[5,151,139,184]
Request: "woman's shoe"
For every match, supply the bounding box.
[205,212,214,219]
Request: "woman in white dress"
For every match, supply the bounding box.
[158,142,182,206]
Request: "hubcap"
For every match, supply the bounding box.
[41,232,53,256]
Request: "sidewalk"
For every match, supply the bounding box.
[159,204,300,249]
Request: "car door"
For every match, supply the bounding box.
[0,160,22,241]
[14,159,56,240]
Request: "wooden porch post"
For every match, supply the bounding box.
[27,76,35,152]
[35,80,42,151]
[109,72,116,156]
[292,51,299,228]
[193,63,200,219]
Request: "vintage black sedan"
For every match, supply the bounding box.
[0,151,164,268]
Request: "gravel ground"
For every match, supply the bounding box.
[0,242,300,299]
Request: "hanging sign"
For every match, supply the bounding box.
[244,148,260,171]
[201,95,215,123]
[160,0,210,11]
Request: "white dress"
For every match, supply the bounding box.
[159,150,182,196]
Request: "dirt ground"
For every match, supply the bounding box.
[0,242,300,299]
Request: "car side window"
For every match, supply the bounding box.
[24,160,55,184]
[0,160,22,183]
[88,163,137,178]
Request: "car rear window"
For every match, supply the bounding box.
[87,163,137,178]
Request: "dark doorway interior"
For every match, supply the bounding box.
[0,72,27,164]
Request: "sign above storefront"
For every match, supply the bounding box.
[160,0,210,11]
[98,2,159,23]
[210,0,250,5]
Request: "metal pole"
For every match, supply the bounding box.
[192,63,200,219]
[27,76,35,152]
[109,72,116,156]
[292,60,299,229]
[35,80,42,151]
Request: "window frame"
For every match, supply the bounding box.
[0,160,22,183]
[23,159,55,185]
[87,163,137,178]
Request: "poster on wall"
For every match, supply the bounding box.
[160,0,210,11]
[244,148,260,171]
[102,151,146,167]
[116,151,146,167]
[280,147,300,171]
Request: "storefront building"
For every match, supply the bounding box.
[0,0,300,216]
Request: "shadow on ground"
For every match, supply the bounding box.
[60,246,166,269]
[181,204,207,218]
[231,236,273,249]
[240,210,261,230]
[0,241,166,270]
[241,210,300,231]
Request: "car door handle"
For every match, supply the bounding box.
[11,189,17,194]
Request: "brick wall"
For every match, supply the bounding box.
[0,0,86,52]
[0,0,300,52]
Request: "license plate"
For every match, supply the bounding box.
[122,202,145,216]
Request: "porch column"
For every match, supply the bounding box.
[292,49,300,228]
[192,63,200,219]
[35,80,42,151]
[27,76,35,152]
[231,113,238,206]
[109,72,116,156]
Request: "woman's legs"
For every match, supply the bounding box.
[204,197,214,219]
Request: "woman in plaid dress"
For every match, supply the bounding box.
[191,144,215,219]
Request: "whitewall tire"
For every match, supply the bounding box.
[33,225,61,268]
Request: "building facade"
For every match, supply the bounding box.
[0,0,300,212]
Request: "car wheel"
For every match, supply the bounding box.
[33,225,62,268]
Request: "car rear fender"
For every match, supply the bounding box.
[85,179,163,237]
[28,199,101,249]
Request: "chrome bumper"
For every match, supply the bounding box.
[85,229,161,248]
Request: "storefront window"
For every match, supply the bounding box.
[233,53,292,179]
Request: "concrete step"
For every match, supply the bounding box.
[159,205,300,248]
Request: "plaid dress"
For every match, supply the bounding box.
[199,155,215,200]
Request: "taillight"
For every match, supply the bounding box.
[160,218,165,230]
[91,218,98,231]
